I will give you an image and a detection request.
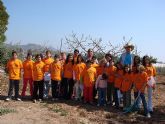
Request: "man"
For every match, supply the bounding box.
[86,49,98,63]
[42,50,54,99]
[120,42,134,69]
[6,51,23,101]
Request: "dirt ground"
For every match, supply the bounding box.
[0,72,165,124]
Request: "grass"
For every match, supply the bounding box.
[52,105,68,116]
[0,108,15,116]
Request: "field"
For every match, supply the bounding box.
[0,71,165,124]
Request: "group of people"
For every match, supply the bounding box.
[4,42,156,118]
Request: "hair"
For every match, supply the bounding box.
[26,52,32,59]
[77,54,84,64]
[92,55,97,60]
[65,53,74,65]
[46,50,51,54]
[12,50,17,56]
[133,55,141,66]
[142,55,151,67]
[105,53,113,62]
[101,73,108,80]
[35,54,42,59]
[74,49,79,53]
[123,65,131,74]
[54,54,60,59]
[115,61,123,71]
[88,48,93,52]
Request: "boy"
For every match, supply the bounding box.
[6,51,23,101]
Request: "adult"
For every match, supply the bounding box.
[120,42,134,69]
[42,50,54,99]
[73,49,79,64]
[6,51,23,101]
[86,48,98,63]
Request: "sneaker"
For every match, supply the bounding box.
[16,98,22,101]
[38,99,42,102]
[146,113,151,118]
[5,97,11,101]
[52,98,55,101]
[33,99,37,103]
[97,104,100,107]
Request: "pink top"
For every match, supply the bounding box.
[95,75,107,89]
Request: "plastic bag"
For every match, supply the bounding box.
[147,76,156,87]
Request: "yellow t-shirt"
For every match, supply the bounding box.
[23,60,34,79]
[33,61,45,81]
[43,57,54,72]
[50,61,62,81]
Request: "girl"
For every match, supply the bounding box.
[95,73,108,106]
[21,53,34,97]
[73,54,86,101]
[105,57,116,105]
[132,55,141,73]
[96,58,107,77]
[114,62,123,108]
[142,56,156,114]
[50,54,62,100]
[32,54,45,102]
[121,65,133,110]
[62,53,74,100]
[133,65,151,118]
[82,60,97,104]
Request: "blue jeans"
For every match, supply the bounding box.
[98,88,106,105]
[43,80,51,98]
[134,92,149,115]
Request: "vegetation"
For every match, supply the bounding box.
[0,108,15,116]
[0,0,9,43]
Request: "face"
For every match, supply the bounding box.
[68,55,73,62]
[117,64,122,69]
[46,52,51,58]
[12,53,18,59]
[125,67,130,72]
[61,53,66,60]
[36,56,41,62]
[54,57,59,62]
[78,56,82,62]
[134,57,140,64]
[88,50,93,57]
[74,51,79,56]
[27,55,32,60]
[145,58,150,64]
[105,56,112,62]
[126,47,132,53]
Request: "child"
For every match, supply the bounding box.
[95,73,108,106]
[142,56,156,114]
[114,62,123,108]
[73,54,86,101]
[32,54,45,102]
[96,58,107,77]
[62,53,74,100]
[21,53,34,98]
[6,51,23,101]
[133,65,151,118]
[121,65,133,110]
[42,50,54,99]
[82,60,97,104]
[105,57,116,105]
[50,54,62,100]
[132,55,141,73]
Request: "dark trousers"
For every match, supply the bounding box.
[107,83,115,104]
[98,88,106,105]
[8,79,20,99]
[51,80,60,98]
[114,88,120,107]
[93,84,97,100]
[33,80,44,100]
[63,78,74,99]
[123,90,131,108]
[134,92,149,115]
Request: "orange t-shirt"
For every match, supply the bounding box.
[105,66,117,83]
[43,57,54,72]
[114,70,123,88]
[145,65,156,77]
[33,61,45,81]
[7,59,23,80]
[74,62,86,81]
[133,72,148,93]
[50,61,62,81]
[96,66,105,77]
[63,62,73,79]
[82,66,97,87]
[121,73,133,92]
[23,60,34,79]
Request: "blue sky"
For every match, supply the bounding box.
[3,0,165,62]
